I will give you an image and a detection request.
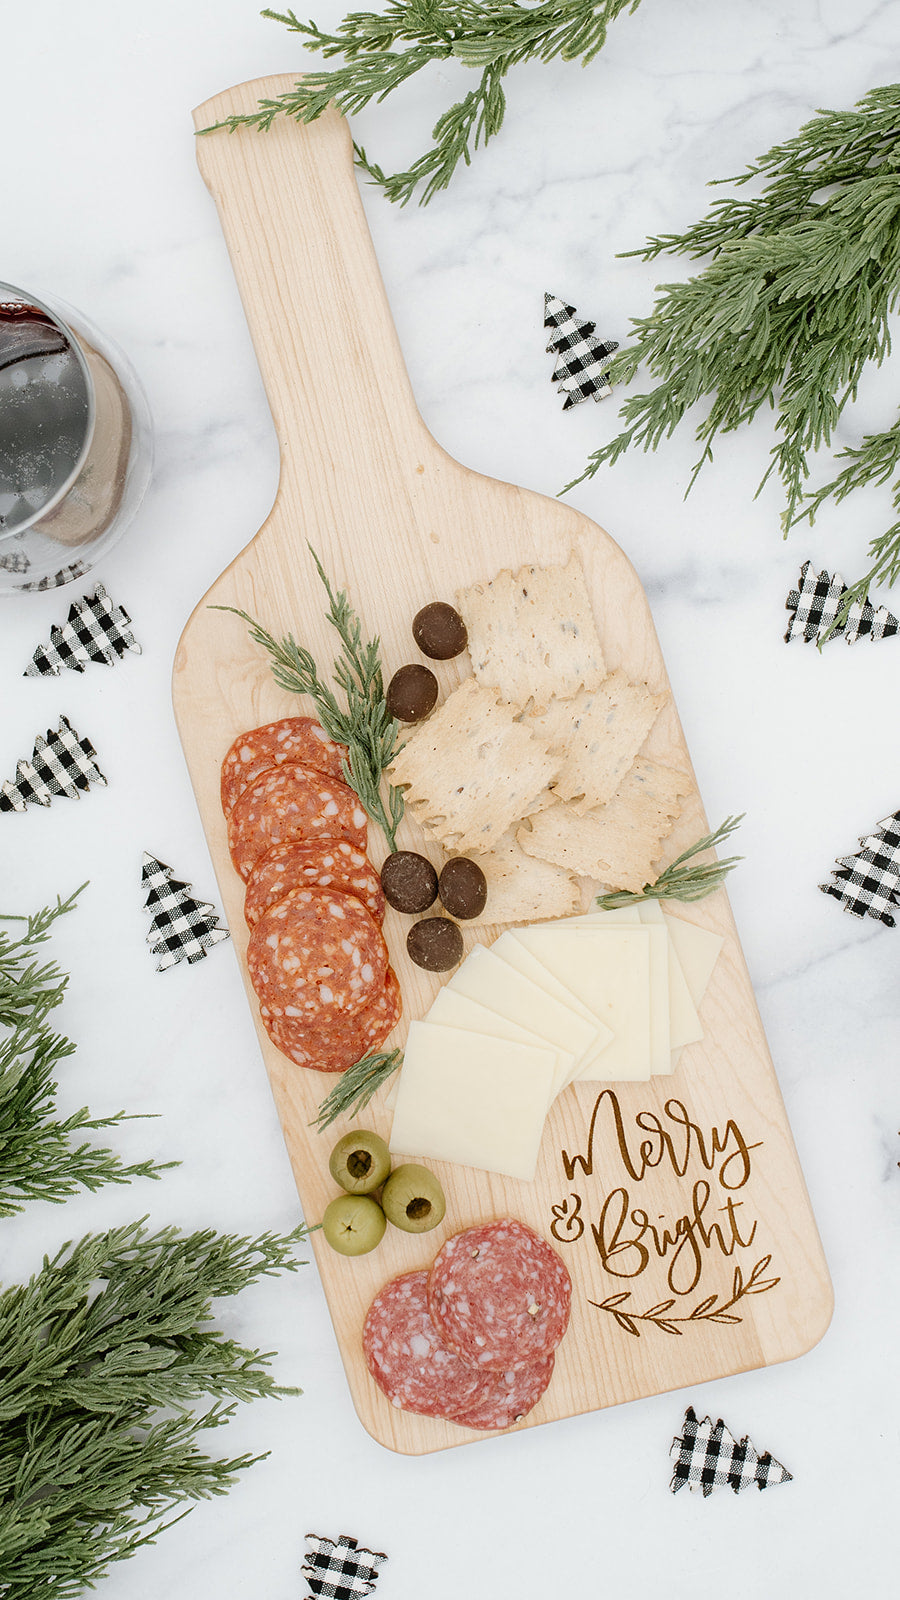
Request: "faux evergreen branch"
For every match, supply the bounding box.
[215,547,404,851]
[313,1047,402,1130]
[0,892,172,1216]
[572,85,900,571]
[0,1219,308,1599]
[203,0,645,205]
[595,815,743,909]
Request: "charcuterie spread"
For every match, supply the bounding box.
[217,552,728,1435]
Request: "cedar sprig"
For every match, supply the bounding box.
[0,891,172,1216]
[595,815,743,909]
[572,85,900,564]
[203,0,645,206]
[0,1219,308,1599]
[215,547,404,851]
[312,1048,402,1130]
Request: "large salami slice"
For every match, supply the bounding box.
[448,1353,555,1431]
[262,969,402,1072]
[247,886,387,1024]
[363,1273,484,1420]
[220,717,348,814]
[227,764,368,882]
[244,839,385,929]
[427,1218,571,1372]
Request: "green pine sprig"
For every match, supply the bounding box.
[215,547,404,851]
[312,1047,403,1130]
[0,891,173,1216]
[202,0,645,205]
[0,1219,308,1599]
[595,815,743,909]
[571,84,900,589]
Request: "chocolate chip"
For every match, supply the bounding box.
[412,602,468,661]
[381,851,439,914]
[407,917,464,972]
[439,857,487,920]
[386,663,439,723]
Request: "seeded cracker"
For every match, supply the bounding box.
[526,670,668,814]
[517,758,691,890]
[457,553,605,712]
[454,828,581,927]
[388,677,559,855]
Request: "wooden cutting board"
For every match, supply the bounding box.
[173,76,832,1454]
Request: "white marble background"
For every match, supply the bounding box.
[2,1,899,1595]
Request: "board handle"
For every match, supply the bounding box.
[193,77,430,493]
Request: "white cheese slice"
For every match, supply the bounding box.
[513,924,653,1080]
[636,902,703,1051]
[425,986,576,1103]
[492,929,600,1028]
[572,902,702,1056]
[446,944,605,1072]
[389,1020,556,1181]
[662,912,723,1007]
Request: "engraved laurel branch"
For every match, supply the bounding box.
[588,1255,780,1337]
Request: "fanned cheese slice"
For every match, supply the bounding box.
[389,1020,556,1182]
[446,944,604,1072]
[635,901,703,1050]
[663,912,723,1008]
[512,924,653,1080]
[425,986,576,1102]
[576,902,701,1055]
[491,929,599,1028]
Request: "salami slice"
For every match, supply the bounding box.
[228,764,368,882]
[247,887,387,1024]
[363,1272,484,1420]
[427,1218,571,1372]
[244,839,385,929]
[448,1353,555,1431]
[220,717,347,814]
[262,969,402,1072]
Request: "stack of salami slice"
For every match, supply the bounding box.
[364,1218,571,1431]
[221,716,400,1072]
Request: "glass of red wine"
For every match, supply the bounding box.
[0,282,152,594]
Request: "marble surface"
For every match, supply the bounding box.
[2,1,899,1595]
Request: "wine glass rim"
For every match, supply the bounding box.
[0,279,97,540]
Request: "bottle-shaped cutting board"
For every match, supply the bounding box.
[173,77,832,1454]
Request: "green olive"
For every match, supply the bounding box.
[381,1163,446,1233]
[328,1129,392,1195]
[321,1194,387,1256]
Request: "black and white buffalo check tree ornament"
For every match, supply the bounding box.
[24,583,141,676]
[141,854,230,971]
[0,716,106,812]
[820,809,900,925]
[670,1407,792,1496]
[301,1533,386,1599]
[785,560,899,644]
[544,293,619,408]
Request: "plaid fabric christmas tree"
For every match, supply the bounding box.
[141,854,230,971]
[785,560,899,644]
[0,716,106,812]
[820,809,900,925]
[301,1533,386,1599]
[544,293,618,408]
[670,1407,792,1495]
[24,583,141,675]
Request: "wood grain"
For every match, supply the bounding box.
[173,76,832,1454]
